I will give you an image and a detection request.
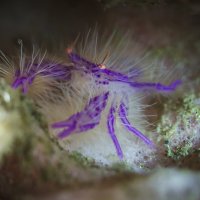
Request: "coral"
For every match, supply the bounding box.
[157,93,200,159]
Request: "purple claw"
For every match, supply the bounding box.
[52,92,109,138]
[12,76,29,94]
[11,78,22,89]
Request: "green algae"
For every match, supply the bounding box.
[0,80,35,162]
[157,93,200,159]
[69,151,96,168]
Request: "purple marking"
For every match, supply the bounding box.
[11,75,31,94]
[12,77,23,89]
[79,122,99,132]
[58,123,76,139]
[119,101,154,147]
[107,105,123,159]
[52,92,109,138]
[130,80,181,91]
[101,68,130,83]
[68,51,98,71]
[52,114,80,128]
[67,51,132,84]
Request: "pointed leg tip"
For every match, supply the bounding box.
[119,154,123,160]
[51,123,58,128]
[57,131,67,139]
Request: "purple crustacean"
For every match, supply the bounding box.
[0,40,71,96]
[51,47,181,159]
[11,64,71,94]
[10,45,71,94]
[0,38,181,160]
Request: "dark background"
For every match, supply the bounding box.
[0,0,105,52]
[0,0,200,51]
[0,0,200,82]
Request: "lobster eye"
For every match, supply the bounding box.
[66,47,73,55]
[98,64,106,69]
